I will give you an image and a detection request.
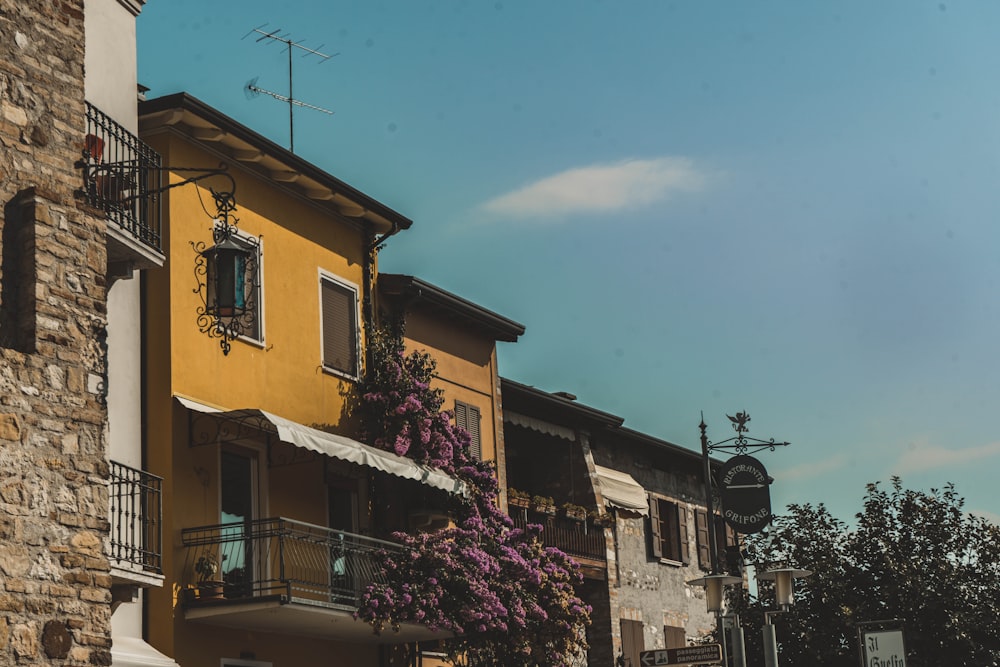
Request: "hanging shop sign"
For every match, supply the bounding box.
[719,454,772,534]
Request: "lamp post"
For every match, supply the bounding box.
[755,567,811,667]
[697,412,790,667]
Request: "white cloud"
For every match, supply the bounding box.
[478,157,708,220]
[893,440,1000,475]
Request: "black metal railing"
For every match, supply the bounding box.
[83,101,162,252]
[510,510,606,562]
[109,460,163,574]
[181,518,402,609]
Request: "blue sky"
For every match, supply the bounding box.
[138,1,1000,524]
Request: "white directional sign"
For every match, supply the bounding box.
[639,644,722,666]
[861,629,907,667]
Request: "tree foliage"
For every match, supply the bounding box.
[736,478,1000,667]
[355,322,591,666]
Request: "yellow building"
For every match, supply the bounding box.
[137,93,522,667]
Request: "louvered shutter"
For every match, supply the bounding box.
[649,496,663,559]
[321,277,357,375]
[696,509,711,570]
[678,505,690,564]
[664,625,686,650]
[454,401,482,460]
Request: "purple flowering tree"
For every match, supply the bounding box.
[356,323,591,666]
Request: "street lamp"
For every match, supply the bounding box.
[687,574,743,615]
[755,567,811,667]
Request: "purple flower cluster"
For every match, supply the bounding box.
[356,325,592,666]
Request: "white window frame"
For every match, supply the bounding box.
[231,230,265,349]
[318,269,361,380]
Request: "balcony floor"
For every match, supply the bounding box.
[184,595,450,644]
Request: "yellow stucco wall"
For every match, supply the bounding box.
[142,130,379,662]
[399,307,502,464]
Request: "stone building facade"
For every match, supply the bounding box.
[0,2,114,664]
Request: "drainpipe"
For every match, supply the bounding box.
[363,221,401,369]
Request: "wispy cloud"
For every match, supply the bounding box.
[893,440,1000,475]
[774,454,849,482]
[478,157,709,220]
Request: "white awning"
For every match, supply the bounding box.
[175,396,467,496]
[594,465,648,516]
[504,410,577,441]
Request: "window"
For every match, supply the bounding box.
[210,232,262,344]
[454,400,482,460]
[694,509,738,572]
[320,273,360,377]
[620,619,644,667]
[649,497,689,564]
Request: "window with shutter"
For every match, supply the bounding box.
[649,497,688,563]
[319,274,359,377]
[454,400,482,460]
[695,509,711,570]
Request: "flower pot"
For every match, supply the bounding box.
[197,581,225,601]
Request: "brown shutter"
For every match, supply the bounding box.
[678,505,690,565]
[696,509,711,570]
[664,625,686,649]
[321,277,357,375]
[649,496,662,559]
[621,619,644,667]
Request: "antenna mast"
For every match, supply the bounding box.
[243,24,336,152]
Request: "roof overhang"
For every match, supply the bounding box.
[139,92,413,236]
[175,396,466,496]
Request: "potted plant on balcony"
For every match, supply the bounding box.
[561,503,588,522]
[531,495,557,516]
[194,553,224,600]
[507,488,531,509]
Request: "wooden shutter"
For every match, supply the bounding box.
[621,619,644,667]
[648,496,663,559]
[321,277,357,375]
[454,401,482,460]
[695,509,711,570]
[664,625,686,650]
[677,505,690,565]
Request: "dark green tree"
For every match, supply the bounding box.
[736,478,1000,667]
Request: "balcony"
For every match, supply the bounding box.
[83,101,164,269]
[510,510,607,574]
[109,460,164,588]
[181,518,443,643]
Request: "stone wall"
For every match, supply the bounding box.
[0,2,112,664]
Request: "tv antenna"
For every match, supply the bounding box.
[243,24,336,152]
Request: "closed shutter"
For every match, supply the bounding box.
[321,277,358,376]
[664,625,686,650]
[621,619,644,667]
[695,509,711,570]
[454,401,482,460]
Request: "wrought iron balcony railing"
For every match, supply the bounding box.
[83,101,162,253]
[510,510,607,563]
[109,460,163,575]
[181,518,402,610]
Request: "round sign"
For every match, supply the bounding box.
[718,455,772,534]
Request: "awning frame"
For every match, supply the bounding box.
[176,397,467,496]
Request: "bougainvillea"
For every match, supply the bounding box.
[356,322,591,666]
